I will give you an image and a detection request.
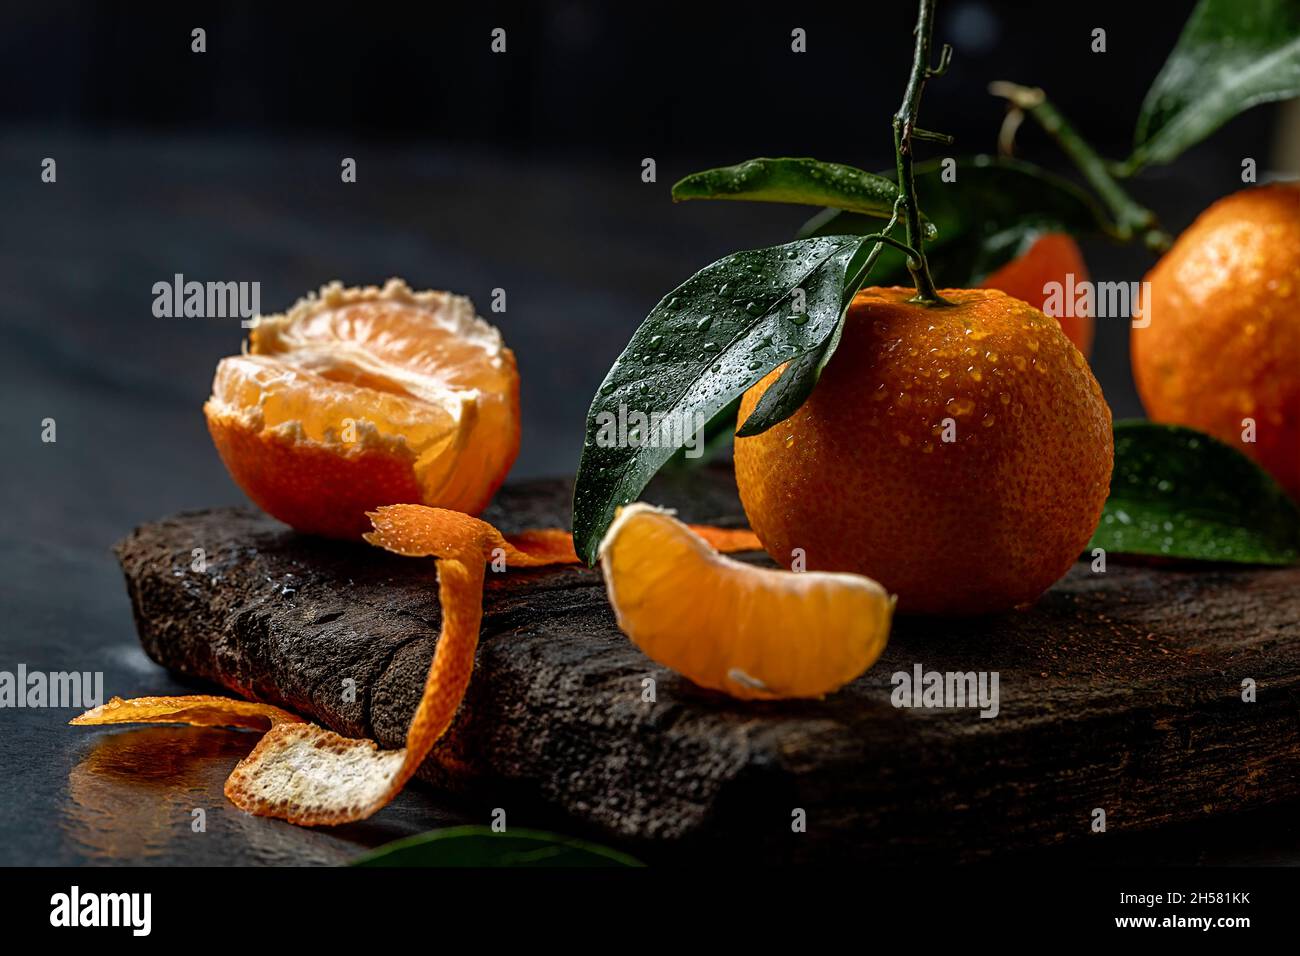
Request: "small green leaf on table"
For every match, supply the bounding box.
[351,825,643,867]
[1091,421,1300,565]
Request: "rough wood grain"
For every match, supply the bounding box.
[114,467,1300,863]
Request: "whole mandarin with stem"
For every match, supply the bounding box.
[734,286,1113,615]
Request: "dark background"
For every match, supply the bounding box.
[2,0,1296,865]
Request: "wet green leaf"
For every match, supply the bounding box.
[734,348,821,438]
[351,826,642,867]
[673,157,901,218]
[661,395,742,470]
[1091,421,1300,565]
[799,155,1109,287]
[1127,0,1300,171]
[572,235,866,563]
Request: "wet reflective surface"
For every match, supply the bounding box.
[60,727,471,866]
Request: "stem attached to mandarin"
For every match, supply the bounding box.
[893,0,953,306]
[989,81,1173,253]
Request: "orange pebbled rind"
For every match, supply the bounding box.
[70,695,303,731]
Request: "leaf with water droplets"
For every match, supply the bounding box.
[1090,421,1300,565]
[672,157,900,219]
[735,348,822,438]
[1127,0,1300,172]
[572,235,866,564]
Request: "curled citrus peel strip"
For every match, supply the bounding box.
[72,508,761,826]
[71,695,303,731]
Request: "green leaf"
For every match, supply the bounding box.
[661,395,742,469]
[734,348,822,438]
[351,826,643,867]
[1127,0,1300,171]
[1091,421,1300,565]
[572,235,866,563]
[672,157,899,219]
[799,155,1109,288]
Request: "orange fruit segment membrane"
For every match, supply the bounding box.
[71,509,762,826]
[599,503,895,700]
[204,279,521,538]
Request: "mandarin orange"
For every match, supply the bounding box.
[734,287,1112,615]
[1132,183,1300,500]
[204,279,519,538]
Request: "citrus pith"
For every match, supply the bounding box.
[734,286,1113,615]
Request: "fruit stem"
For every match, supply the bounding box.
[989,81,1173,253]
[893,0,952,306]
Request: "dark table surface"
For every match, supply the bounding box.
[2,131,1297,865]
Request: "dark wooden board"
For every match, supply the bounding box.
[114,466,1300,863]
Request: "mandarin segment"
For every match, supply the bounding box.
[735,286,1112,615]
[1132,184,1300,500]
[598,503,893,700]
